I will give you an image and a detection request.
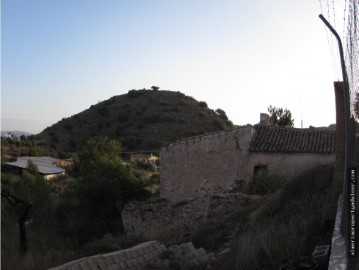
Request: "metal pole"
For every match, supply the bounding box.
[319,14,353,267]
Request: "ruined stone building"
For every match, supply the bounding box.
[160,122,336,202]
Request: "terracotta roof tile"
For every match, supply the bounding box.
[250,126,335,153]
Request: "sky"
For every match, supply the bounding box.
[1,0,349,134]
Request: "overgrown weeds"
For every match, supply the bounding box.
[215,165,338,270]
[1,198,141,270]
[248,173,284,195]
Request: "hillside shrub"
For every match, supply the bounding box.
[64,123,73,131]
[145,114,159,123]
[97,106,108,116]
[171,107,180,112]
[104,98,116,106]
[118,114,129,122]
[199,101,208,108]
[225,120,234,128]
[128,89,143,98]
[213,119,226,130]
[215,108,228,121]
[69,140,77,149]
[221,165,337,269]
[176,91,185,97]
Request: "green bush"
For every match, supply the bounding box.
[97,106,108,116]
[76,138,150,201]
[64,123,73,131]
[215,108,228,121]
[118,114,129,122]
[199,101,208,108]
[127,89,144,98]
[249,173,284,195]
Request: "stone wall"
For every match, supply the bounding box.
[159,126,335,202]
[122,193,258,241]
[245,152,335,181]
[48,240,167,270]
[48,240,212,270]
[160,127,254,201]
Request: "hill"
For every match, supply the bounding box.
[35,89,234,154]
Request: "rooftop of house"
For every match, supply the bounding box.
[160,123,336,154]
[5,156,66,175]
[250,125,336,154]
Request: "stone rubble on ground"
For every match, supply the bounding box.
[48,240,221,270]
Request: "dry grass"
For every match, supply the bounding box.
[216,165,338,270]
[189,165,337,270]
[1,193,141,270]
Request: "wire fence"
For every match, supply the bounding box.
[320,1,358,267]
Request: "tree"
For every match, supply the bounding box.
[26,159,39,174]
[2,171,50,254]
[151,86,160,91]
[215,108,234,128]
[215,108,229,121]
[73,138,150,239]
[267,105,294,127]
[2,189,33,254]
[77,138,119,176]
[199,101,208,108]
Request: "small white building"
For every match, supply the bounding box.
[5,156,67,181]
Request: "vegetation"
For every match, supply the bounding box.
[2,170,51,257]
[1,138,150,270]
[248,173,284,195]
[2,147,339,270]
[26,160,39,175]
[191,165,338,270]
[35,89,234,155]
[75,138,150,202]
[1,135,50,159]
[267,105,294,127]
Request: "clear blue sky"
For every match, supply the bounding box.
[1,0,348,134]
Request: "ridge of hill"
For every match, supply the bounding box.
[36,89,234,154]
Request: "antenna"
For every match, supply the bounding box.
[300,96,303,129]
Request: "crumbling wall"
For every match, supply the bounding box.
[160,127,254,201]
[122,193,258,241]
